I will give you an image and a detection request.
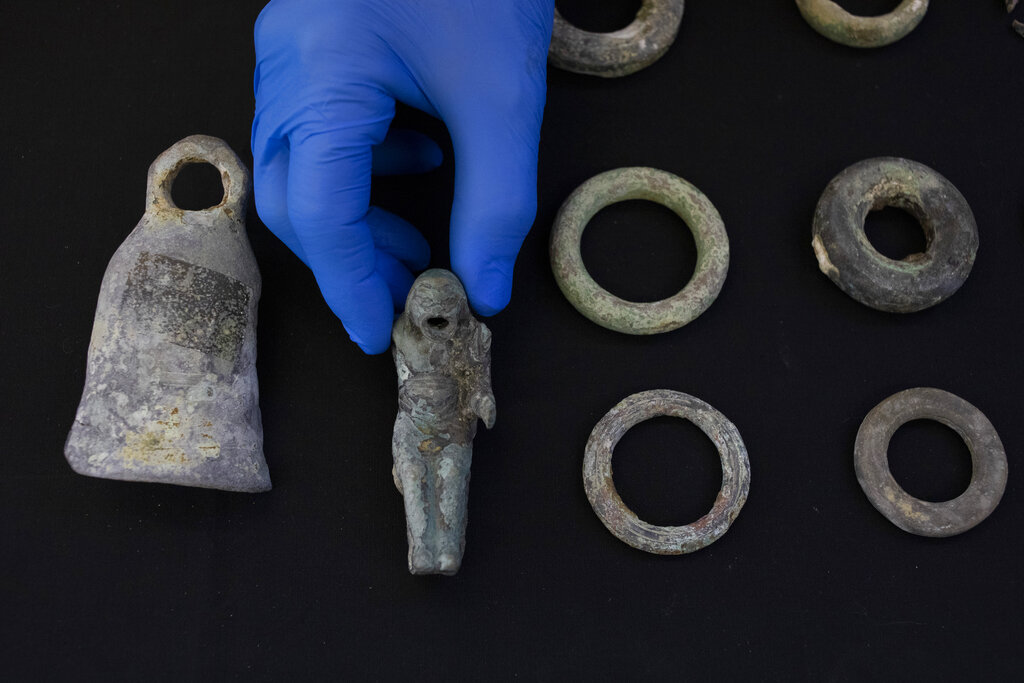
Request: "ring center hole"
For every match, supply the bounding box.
[835,0,905,17]
[612,416,723,526]
[581,200,696,303]
[557,0,642,33]
[171,162,225,211]
[888,419,973,503]
[864,206,927,261]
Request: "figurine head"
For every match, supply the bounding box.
[405,269,470,341]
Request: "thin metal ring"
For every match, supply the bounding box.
[855,388,1008,537]
[811,157,977,313]
[583,390,750,555]
[550,167,729,334]
[795,0,928,48]
[549,1,685,77]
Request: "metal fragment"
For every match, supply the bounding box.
[1008,0,1020,14]
[65,135,269,492]
[391,269,495,575]
[550,167,729,334]
[583,390,750,555]
[1014,19,1024,38]
[795,0,929,48]
[855,388,1007,537]
[811,157,977,313]
[549,0,685,77]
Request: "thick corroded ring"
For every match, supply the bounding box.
[795,0,928,48]
[549,1,685,77]
[811,157,977,313]
[551,167,729,334]
[583,390,750,555]
[855,388,1008,537]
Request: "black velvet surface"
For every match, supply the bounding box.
[3,1,1023,679]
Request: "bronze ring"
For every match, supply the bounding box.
[550,167,729,335]
[549,0,685,77]
[795,0,929,48]
[811,157,977,313]
[583,390,750,555]
[855,387,1008,537]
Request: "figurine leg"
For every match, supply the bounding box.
[434,442,472,574]
[392,415,434,573]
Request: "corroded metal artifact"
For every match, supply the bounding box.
[855,388,1007,537]
[65,135,269,492]
[391,269,495,575]
[811,157,977,313]
[583,390,749,555]
[549,0,684,77]
[550,167,729,334]
[795,0,928,48]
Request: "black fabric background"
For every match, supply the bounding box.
[3,1,1023,679]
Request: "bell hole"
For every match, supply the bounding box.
[864,206,927,261]
[427,317,449,330]
[171,162,225,210]
[835,0,904,16]
[887,420,973,503]
[581,200,696,303]
[612,416,723,527]
[557,0,642,33]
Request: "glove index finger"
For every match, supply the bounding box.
[286,112,398,354]
[448,105,543,317]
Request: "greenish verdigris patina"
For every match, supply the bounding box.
[795,0,928,48]
[855,388,1007,537]
[811,157,977,313]
[391,269,495,576]
[583,390,750,555]
[550,167,729,334]
[549,0,685,77]
[65,135,269,492]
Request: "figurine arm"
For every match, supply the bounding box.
[470,391,496,430]
[392,318,415,385]
[466,323,495,429]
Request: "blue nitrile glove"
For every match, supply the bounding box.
[252,0,554,353]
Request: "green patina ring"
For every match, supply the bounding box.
[549,1,685,78]
[811,157,977,313]
[795,0,928,48]
[583,390,750,555]
[855,388,1007,537]
[550,167,729,334]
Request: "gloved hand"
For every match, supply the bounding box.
[252,0,554,353]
